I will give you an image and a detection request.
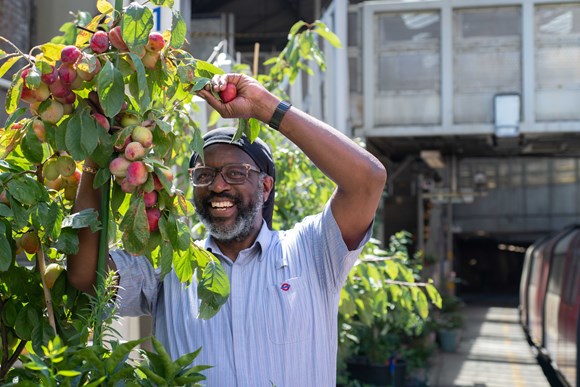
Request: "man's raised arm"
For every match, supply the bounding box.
[198,74,387,249]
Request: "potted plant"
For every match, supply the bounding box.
[433,295,465,352]
[338,231,442,386]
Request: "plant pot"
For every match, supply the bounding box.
[438,329,460,352]
[347,358,407,386]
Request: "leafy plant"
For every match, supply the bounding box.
[433,294,465,330]
[338,231,442,366]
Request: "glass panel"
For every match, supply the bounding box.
[378,52,440,92]
[536,4,580,122]
[457,8,521,39]
[378,12,440,46]
[374,11,440,126]
[348,56,360,93]
[453,7,521,124]
[348,11,359,47]
[455,51,520,90]
[536,4,580,38]
[536,47,580,88]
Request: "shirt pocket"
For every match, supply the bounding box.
[263,276,312,345]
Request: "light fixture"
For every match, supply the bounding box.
[494,93,520,138]
[420,150,445,169]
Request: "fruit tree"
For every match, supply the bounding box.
[0,0,343,383]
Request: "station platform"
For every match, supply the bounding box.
[428,304,551,387]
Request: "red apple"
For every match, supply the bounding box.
[109,26,128,51]
[90,30,109,53]
[146,208,161,231]
[60,46,81,64]
[219,83,237,103]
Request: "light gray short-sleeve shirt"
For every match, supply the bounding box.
[111,203,370,387]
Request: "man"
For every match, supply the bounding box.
[68,73,387,386]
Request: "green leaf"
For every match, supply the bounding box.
[90,129,113,169]
[0,56,21,79]
[57,370,82,377]
[385,260,399,280]
[159,241,173,280]
[154,118,172,133]
[313,20,342,48]
[170,10,186,48]
[54,228,79,255]
[174,346,202,369]
[37,201,63,242]
[160,212,178,248]
[197,252,230,320]
[0,203,12,217]
[6,71,24,114]
[54,116,69,151]
[195,60,224,78]
[106,338,146,374]
[123,3,154,53]
[0,233,12,271]
[128,53,151,112]
[40,43,65,63]
[426,283,442,309]
[416,290,429,319]
[24,68,41,89]
[153,165,173,193]
[2,298,19,326]
[151,336,176,377]
[4,107,27,129]
[289,20,307,37]
[111,183,126,215]
[93,167,111,189]
[97,61,125,118]
[151,0,174,6]
[20,130,44,165]
[14,304,40,341]
[96,0,114,14]
[65,108,99,161]
[120,197,149,254]
[72,347,106,375]
[172,249,194,284]
[62,208,101,231]
[246,118,261,142]
[7,175,48,206]
[138,365,168,386]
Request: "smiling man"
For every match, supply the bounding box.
[68,73,387,386]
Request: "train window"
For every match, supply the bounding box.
[548,231,576,293]
[563,244,580,304]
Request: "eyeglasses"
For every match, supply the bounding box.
[189,163,261,187]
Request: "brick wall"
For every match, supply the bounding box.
[0,0,34,124]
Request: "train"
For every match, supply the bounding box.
[519,224,580,387]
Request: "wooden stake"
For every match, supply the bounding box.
[253,42,260,77]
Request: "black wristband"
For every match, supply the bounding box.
[268,100,292,131]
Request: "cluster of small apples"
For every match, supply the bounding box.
[43,154,81,201]
[108,115,173,232]
[19,28,167,142]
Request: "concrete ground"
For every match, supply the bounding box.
[428,305,552,387]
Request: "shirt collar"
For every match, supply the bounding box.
[203,220,273,263]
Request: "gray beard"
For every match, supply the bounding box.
[197,187,264,243]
